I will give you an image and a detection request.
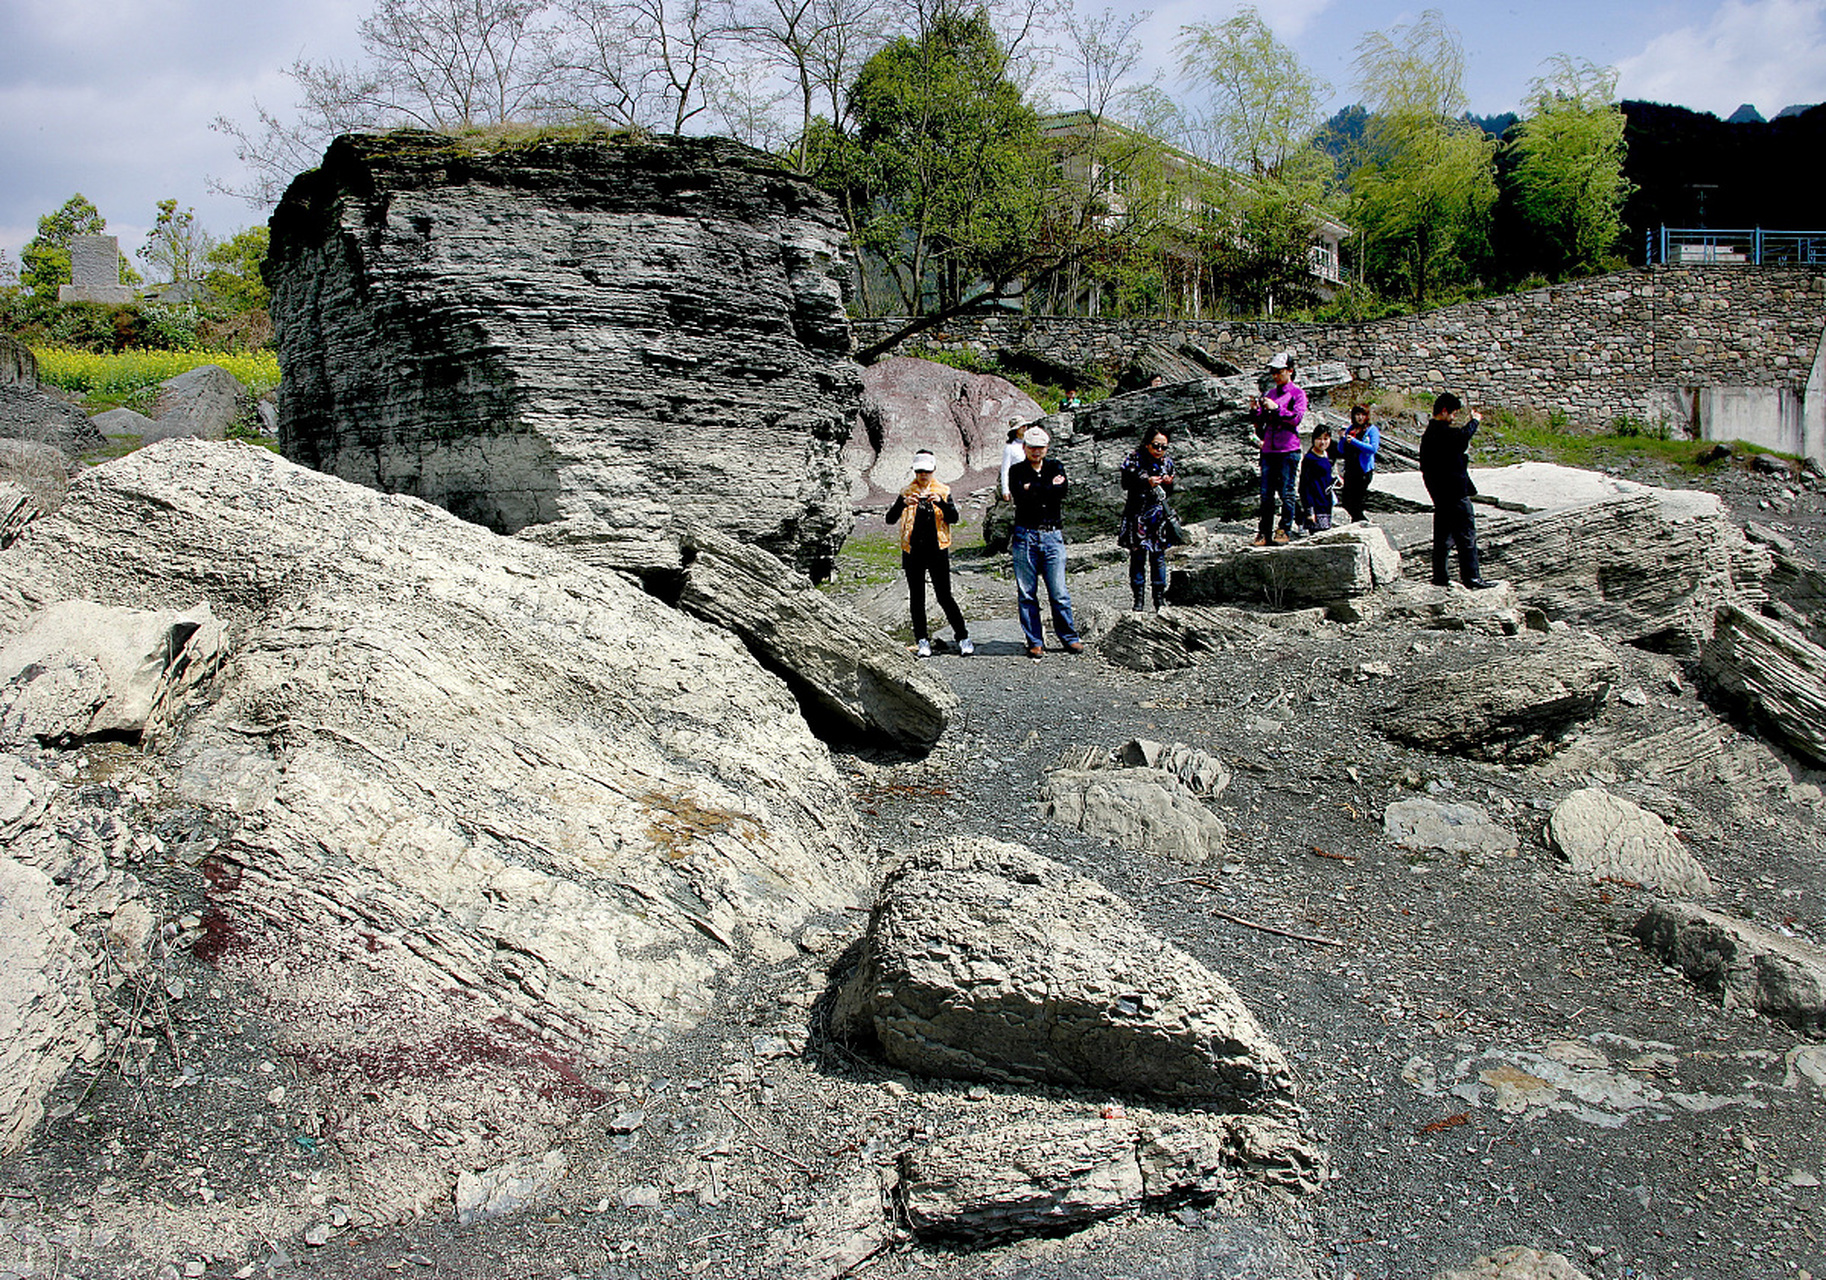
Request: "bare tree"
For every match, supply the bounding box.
[547,0,733,133]
[212,0,559,206]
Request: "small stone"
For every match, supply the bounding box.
[1618,686,1649,706]
[184,1262,205,1278]
[622,1185,663,1208]
[303,1222,331,1247]
[267,1086,286,1106]
[329,1205,350,1228]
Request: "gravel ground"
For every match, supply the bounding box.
[3,452,1822,1280]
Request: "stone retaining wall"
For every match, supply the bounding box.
[854,266,1826,447]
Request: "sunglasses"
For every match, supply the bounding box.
[1148,441,1169,450]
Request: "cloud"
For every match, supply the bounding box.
[1614,0,1826,116]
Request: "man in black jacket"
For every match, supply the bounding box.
[1419,393,1493,589]
[1006,427,1084,658]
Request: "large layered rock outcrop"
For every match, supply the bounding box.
[0,441,869,1176]
[267,130,860,579]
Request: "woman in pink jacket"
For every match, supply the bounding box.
[1250,351,1308,546]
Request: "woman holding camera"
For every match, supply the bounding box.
[1118,427,1176,612]
[886,450,973,658]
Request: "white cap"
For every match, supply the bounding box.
[911,450,937,472]
[1022,427,1050,447]
[1267,350,1295,370]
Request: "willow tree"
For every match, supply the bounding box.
[1510,55,1632,278]
[1175,6,1334,315]
[1348,9,1497,308]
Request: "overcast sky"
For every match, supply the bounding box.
[4,0,1824,271]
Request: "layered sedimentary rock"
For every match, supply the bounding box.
[268,130,860,578]
[0,441,867,1180]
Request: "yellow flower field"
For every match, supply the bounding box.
[32,347,282,398]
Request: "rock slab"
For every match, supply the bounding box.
[1383,797,1518,856]
[1546,787,1712,897]
[657,524,956,750]
[830,838,1293,1107]
[1171,525,1402,608]
[1700,601,1826,768]
[1042,766,1225,863]
[1382,631,1619,762]
[1635,900,1826,1031]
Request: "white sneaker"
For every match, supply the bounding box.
[915,639,931,658]
[958,637,975,656]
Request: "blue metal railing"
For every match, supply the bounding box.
[1649,226,1825,266]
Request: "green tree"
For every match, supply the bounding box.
[839,7,1047,317]
[1348,9,1497,308]
[140,199,215,284]
[20,193,107,300]
[1173,8,1335,315]
[204,226,272,313]
[1509,55,1631,278]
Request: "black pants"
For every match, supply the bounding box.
[904,550,968,641]
[1431,496,1481,584]
[1339,469,1371,523]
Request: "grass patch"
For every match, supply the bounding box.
[828,526,905,589]
[34,347,282,403]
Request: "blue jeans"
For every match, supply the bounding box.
[1011,527,1079,649]
[1258,452,1299,536]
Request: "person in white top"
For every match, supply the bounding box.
[998,421,1027,499]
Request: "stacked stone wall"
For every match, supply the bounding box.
[854,266,1826,430]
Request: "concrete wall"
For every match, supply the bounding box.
[854,265,1826,463]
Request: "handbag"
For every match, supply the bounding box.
[1161,504,1188,547]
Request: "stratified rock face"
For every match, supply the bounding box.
[830,837,1293,1108]
[1699,601,1826,768]
[267,130,861,578]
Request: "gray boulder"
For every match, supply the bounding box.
[0,440,870,1219]
[1099,604,1257,672]
[1383,797,1518,856]
[656,524,956,750]
[1041,766,1225,862]
[146,364,247,442]
[1382,631,1619,762]
[1699,602,1826,768]
[900,1112,1320,1243]
[268,130,861,579]
[1170,524,1402,608]
[1635,901,1826,1031]
[830,838,1294,1107]
[1546,787,1712,897]
[849,357,1041,502]
[0,383,103,456]
[93,407,158,439]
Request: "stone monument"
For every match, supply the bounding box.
[57,236,134,305]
